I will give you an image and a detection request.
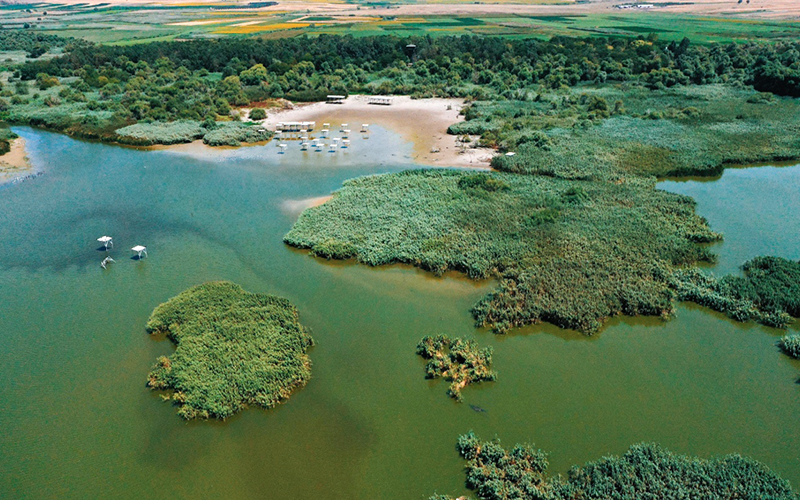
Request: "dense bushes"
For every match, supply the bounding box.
[248,107,266,120]
[13,34,800,97]
[416,335,496,401]
[4,33,800,153]
[285,169,719,333]
[671,257,800,329]
[431,433,798,500]
[146,282,314,420]
[0,128,18,156]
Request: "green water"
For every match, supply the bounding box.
[1,128,798,499]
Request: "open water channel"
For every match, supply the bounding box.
[1,126,798,499]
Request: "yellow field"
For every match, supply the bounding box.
[215,22,311,34]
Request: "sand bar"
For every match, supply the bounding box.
[0,138,35,184]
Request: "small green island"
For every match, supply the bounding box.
[146,282,314,420]
[430,432,798,500]
[416,335,496,401]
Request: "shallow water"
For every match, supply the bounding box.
[1,128,798,499]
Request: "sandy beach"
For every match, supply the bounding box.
[259,96,493,169]
[0,138,34,184]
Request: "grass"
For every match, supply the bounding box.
[115,120,206,145]
[671,257,800,329]
[202,122,273,146]
[779,334,800,359]
[431,433,798,500]
[465,85,800,179]
[114,120,273,146]
[416,335,496,401]
[284,169,719,333]
[146,282,314,420]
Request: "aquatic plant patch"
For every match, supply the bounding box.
[285,169,719,333]
[115,120,206,145]
[201,122,273,146]
[429,433,798,500]
[779,334,800,359]
[146,282,314,420]
[416,335,496,401]
[671,257,800,329]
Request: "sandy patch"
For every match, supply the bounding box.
[0,138,35,184]
[282,195,334,214]
[262,96,493,169]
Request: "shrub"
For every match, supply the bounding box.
[248,107,266,120]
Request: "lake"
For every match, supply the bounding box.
[1,127,798,499]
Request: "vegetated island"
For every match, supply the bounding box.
[285,82,800,335]
[429,432,798,500]
[146,282,314,420]
[416,335,496,402]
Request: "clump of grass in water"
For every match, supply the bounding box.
[145,281,313,420]
[416,335,496,402]
[779,334,800,359]
[429,432,798,500]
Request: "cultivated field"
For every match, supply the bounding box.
[1,0,798,44]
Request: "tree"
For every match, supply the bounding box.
[240,64,268,86]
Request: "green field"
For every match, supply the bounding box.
[1,1,799,44]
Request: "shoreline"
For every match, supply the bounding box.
[0,138,35,184]
[150,95,495,169]
[259,95,494,169]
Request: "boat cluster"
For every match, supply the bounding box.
[9,171,44,184]
[271,122,370,154]
[96,236,148,269]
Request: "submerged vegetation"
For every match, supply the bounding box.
[146,282,313,420]
[430,433,798,500]
[416,335,496,401]
[285,169,719,333]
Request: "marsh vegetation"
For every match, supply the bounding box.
[284,169,720,333]
[146,282,314,420]
[416,335,496,401]
[430,432,798,500]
